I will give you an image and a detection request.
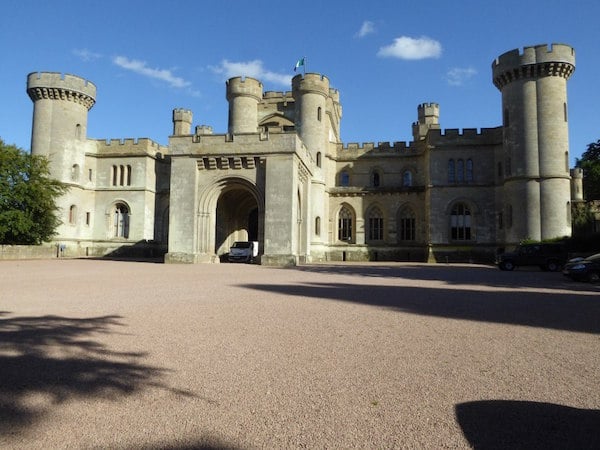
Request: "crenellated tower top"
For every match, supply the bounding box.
[492,43,575,90]
[226,76,263,101]
[27,72,96,110]
[292,73,330,98]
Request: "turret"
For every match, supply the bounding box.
[27,72,96,181]
[172,108,193,136]
[226,77,263,134]
[570,168,584,202]
[412,103,440,141]
[492,44,575,243]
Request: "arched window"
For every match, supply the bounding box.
[371,170,381,187]
[398,206,415,241]
[339,170,350,186]
[75,124,82,139]
[403,170,412,187]
[466,159,473,182]
[68,205,77,224]
[119,165,125,186]
[317,107,322,122]
[315,216,321,236]
[316,152,322,168]
[111,165,118,186]
[71,164,80,182]
[450,202,472,240]
[448,159,455,183]
[457,159,465,183]
[338,206,353,242]
[367,207,384,241]
[126,165,132,186]
[113,203,130,238]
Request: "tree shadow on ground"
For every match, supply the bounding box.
[238,281,600,334]
[0,313,192,436]
[455,400,600,449]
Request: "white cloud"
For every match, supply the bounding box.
[446,67,477,86]
[73,48,102,62]
[377,36,442,60]
[357,21,375,38]
[113,56,191,89]
[211,59,292,86]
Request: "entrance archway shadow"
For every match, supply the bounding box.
[455,400,600,449]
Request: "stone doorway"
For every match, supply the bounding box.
[215,186,261,257]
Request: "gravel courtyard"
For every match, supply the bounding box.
[1,259,599,449]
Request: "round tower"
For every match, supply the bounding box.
[226,77,263,134]
[292,73,330,160]
[27,72,96,181]
[172,108,193,135]
[492,44,575,243]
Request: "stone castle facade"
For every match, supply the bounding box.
[26,43,581,265]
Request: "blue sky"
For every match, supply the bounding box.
[1,0,598,165]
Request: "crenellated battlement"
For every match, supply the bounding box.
[337,141,420,157]
[27,71,96,110]
[492,43,575,89]
[263,90,294,101]
[427,127,502,145]
[292,73,331,97]
[173,108,193,121]
[95,138,168,156]
[226,76,263,101]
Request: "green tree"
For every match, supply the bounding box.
[576,139,600,200]
[0,139,67,244]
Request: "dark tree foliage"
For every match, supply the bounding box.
[0,139,66,244]
[576,139,600,200]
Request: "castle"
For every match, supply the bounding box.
[26,43,581,265]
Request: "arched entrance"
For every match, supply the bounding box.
[214,184,261,257]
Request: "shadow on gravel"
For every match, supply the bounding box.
[239,281,600,334]
[0,313,192,436]
[455,400,600,449]
[293,263,600,293]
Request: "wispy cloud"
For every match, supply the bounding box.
[73,48,102,62]
[446,67,477,86]
[356,21,375,38]
[377,36,442,60]
[113,56,192,89]
[210,59,291,86]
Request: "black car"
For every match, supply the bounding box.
[496,243,568,271]
[562,253,600,283]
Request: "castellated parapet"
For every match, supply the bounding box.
[95,138,168,157]
[492,43,575,89]
[427,127,502,146]
[292,73,330,97]
[27,72,96,110]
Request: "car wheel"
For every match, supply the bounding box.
[502,261,515,271]
[546,261,560,272]
[588,272,600,283]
